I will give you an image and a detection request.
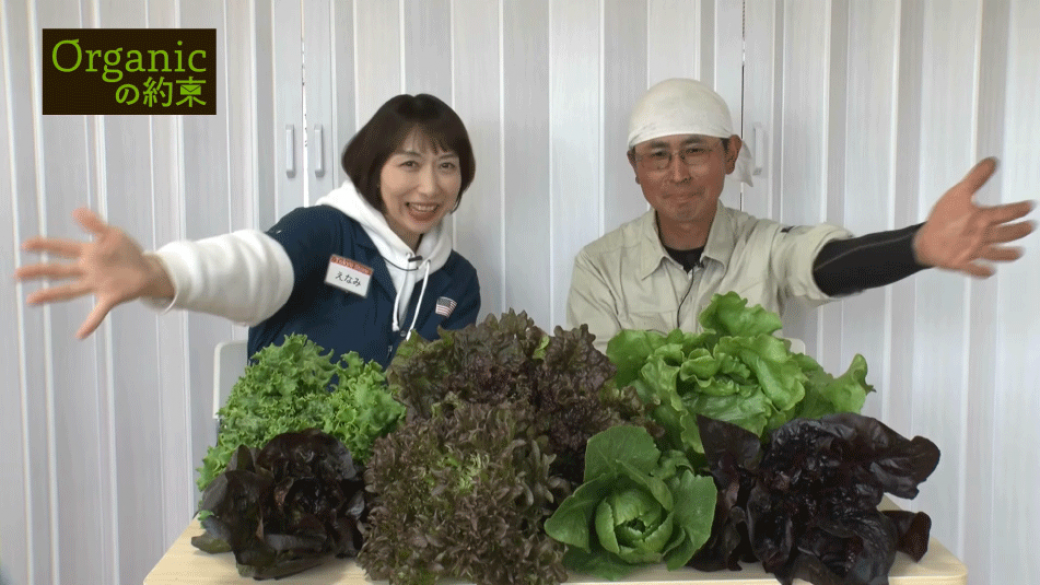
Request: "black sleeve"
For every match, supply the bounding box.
[812,223,929,296]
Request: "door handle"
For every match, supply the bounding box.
[285,124,295,178]
[752,123,764,176]
[313,124,325,178]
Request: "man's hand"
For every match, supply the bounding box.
[15,208,174,339]
[913,158,1035,277]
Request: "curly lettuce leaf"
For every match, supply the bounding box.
[698,291,784,339]
[198,334,403,492]
[388,311,649,486]
[606,293,873,459]
[359,398,568,585]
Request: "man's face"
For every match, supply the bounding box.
[628,134,740,228]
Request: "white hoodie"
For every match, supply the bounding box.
[149,180,453,338]
[315,182,453,333]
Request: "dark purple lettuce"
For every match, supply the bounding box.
[190,429,366,579]
[691,413,940,585]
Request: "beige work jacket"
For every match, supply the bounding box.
[566,203,852,352]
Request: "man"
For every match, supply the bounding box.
[567,78,1035,352]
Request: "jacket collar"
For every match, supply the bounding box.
[638,200,736,279]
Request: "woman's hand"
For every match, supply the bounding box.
[15,208,174,339]
[914,158,1036,277]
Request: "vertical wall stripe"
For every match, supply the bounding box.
[25,3,62,582]
[548,0,602,328]
[911,0,979,550]
[150,0,194,552]
[498,0,506,311]
[817,0,846,374]
[598,0,605,242]
[775,0,831,355]
[647,0,702,84]
[399,0,406,93]
[966,0,1010,579]
[602,0,647,235]
[888,0,924,447]
[451,0,503,320]
[502,0,551,326]
[839,0,899,423]
[0,0,36,581]
[547,0,554,325]
[449,0,457,249]
[353,1,402,130]
[740,0,777,220]
[699,0,714,86]
[991,2,1040,582]
[352,0,360,131]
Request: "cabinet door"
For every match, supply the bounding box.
[268,0,304,224]
[303,0,341,203]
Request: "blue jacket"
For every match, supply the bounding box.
[248,205,481,367]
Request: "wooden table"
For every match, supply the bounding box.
[145,519,967,585]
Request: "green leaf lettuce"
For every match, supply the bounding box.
[605,293,873,458]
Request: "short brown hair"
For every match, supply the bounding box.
[341,94,476,212]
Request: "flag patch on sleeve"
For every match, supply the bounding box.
[435,296,458,318]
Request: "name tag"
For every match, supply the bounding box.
[325,255,372,297]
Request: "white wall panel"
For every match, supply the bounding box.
[304,0,336,204]
[837,0,900,425]
[252,0,277,230]
[453,0,503,318]
[330,0,356,190]
[549,0,601,328]
[403,0,452,98]
[991,3,1040,584]
[178,5,239,562]
[354,0,401,128]
[742,0,779,220]
[776,0,832,356]
[964,0,1010,580]
[271,0,303,220]
[228,0,261,227]
[911,0,981,554]
[602,0,647,236]
[94,1,166,582]
[818,0,847,377]
[888,0,926,451]
[147,0,195,552]
[32,1,115,582]
[404,0,454,245]
[503,0,552,325]
[647,0,702,85]
[710,0,743,211]
[0,1,46,583]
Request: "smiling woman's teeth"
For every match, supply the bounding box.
[409,203,437,213]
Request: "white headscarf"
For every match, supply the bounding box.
[627,78,754,186]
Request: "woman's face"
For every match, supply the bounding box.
[379,130,462,249]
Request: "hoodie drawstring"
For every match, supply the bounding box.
[405,260,432,340]
[391,258,432,340]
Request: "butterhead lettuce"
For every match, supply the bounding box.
[544,425,716,579]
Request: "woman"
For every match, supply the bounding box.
[16,93,481,367]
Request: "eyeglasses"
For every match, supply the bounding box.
[634,141,722,172]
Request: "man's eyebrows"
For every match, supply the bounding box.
[645,136,712,149]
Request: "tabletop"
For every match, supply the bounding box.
[144,519,967,585]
